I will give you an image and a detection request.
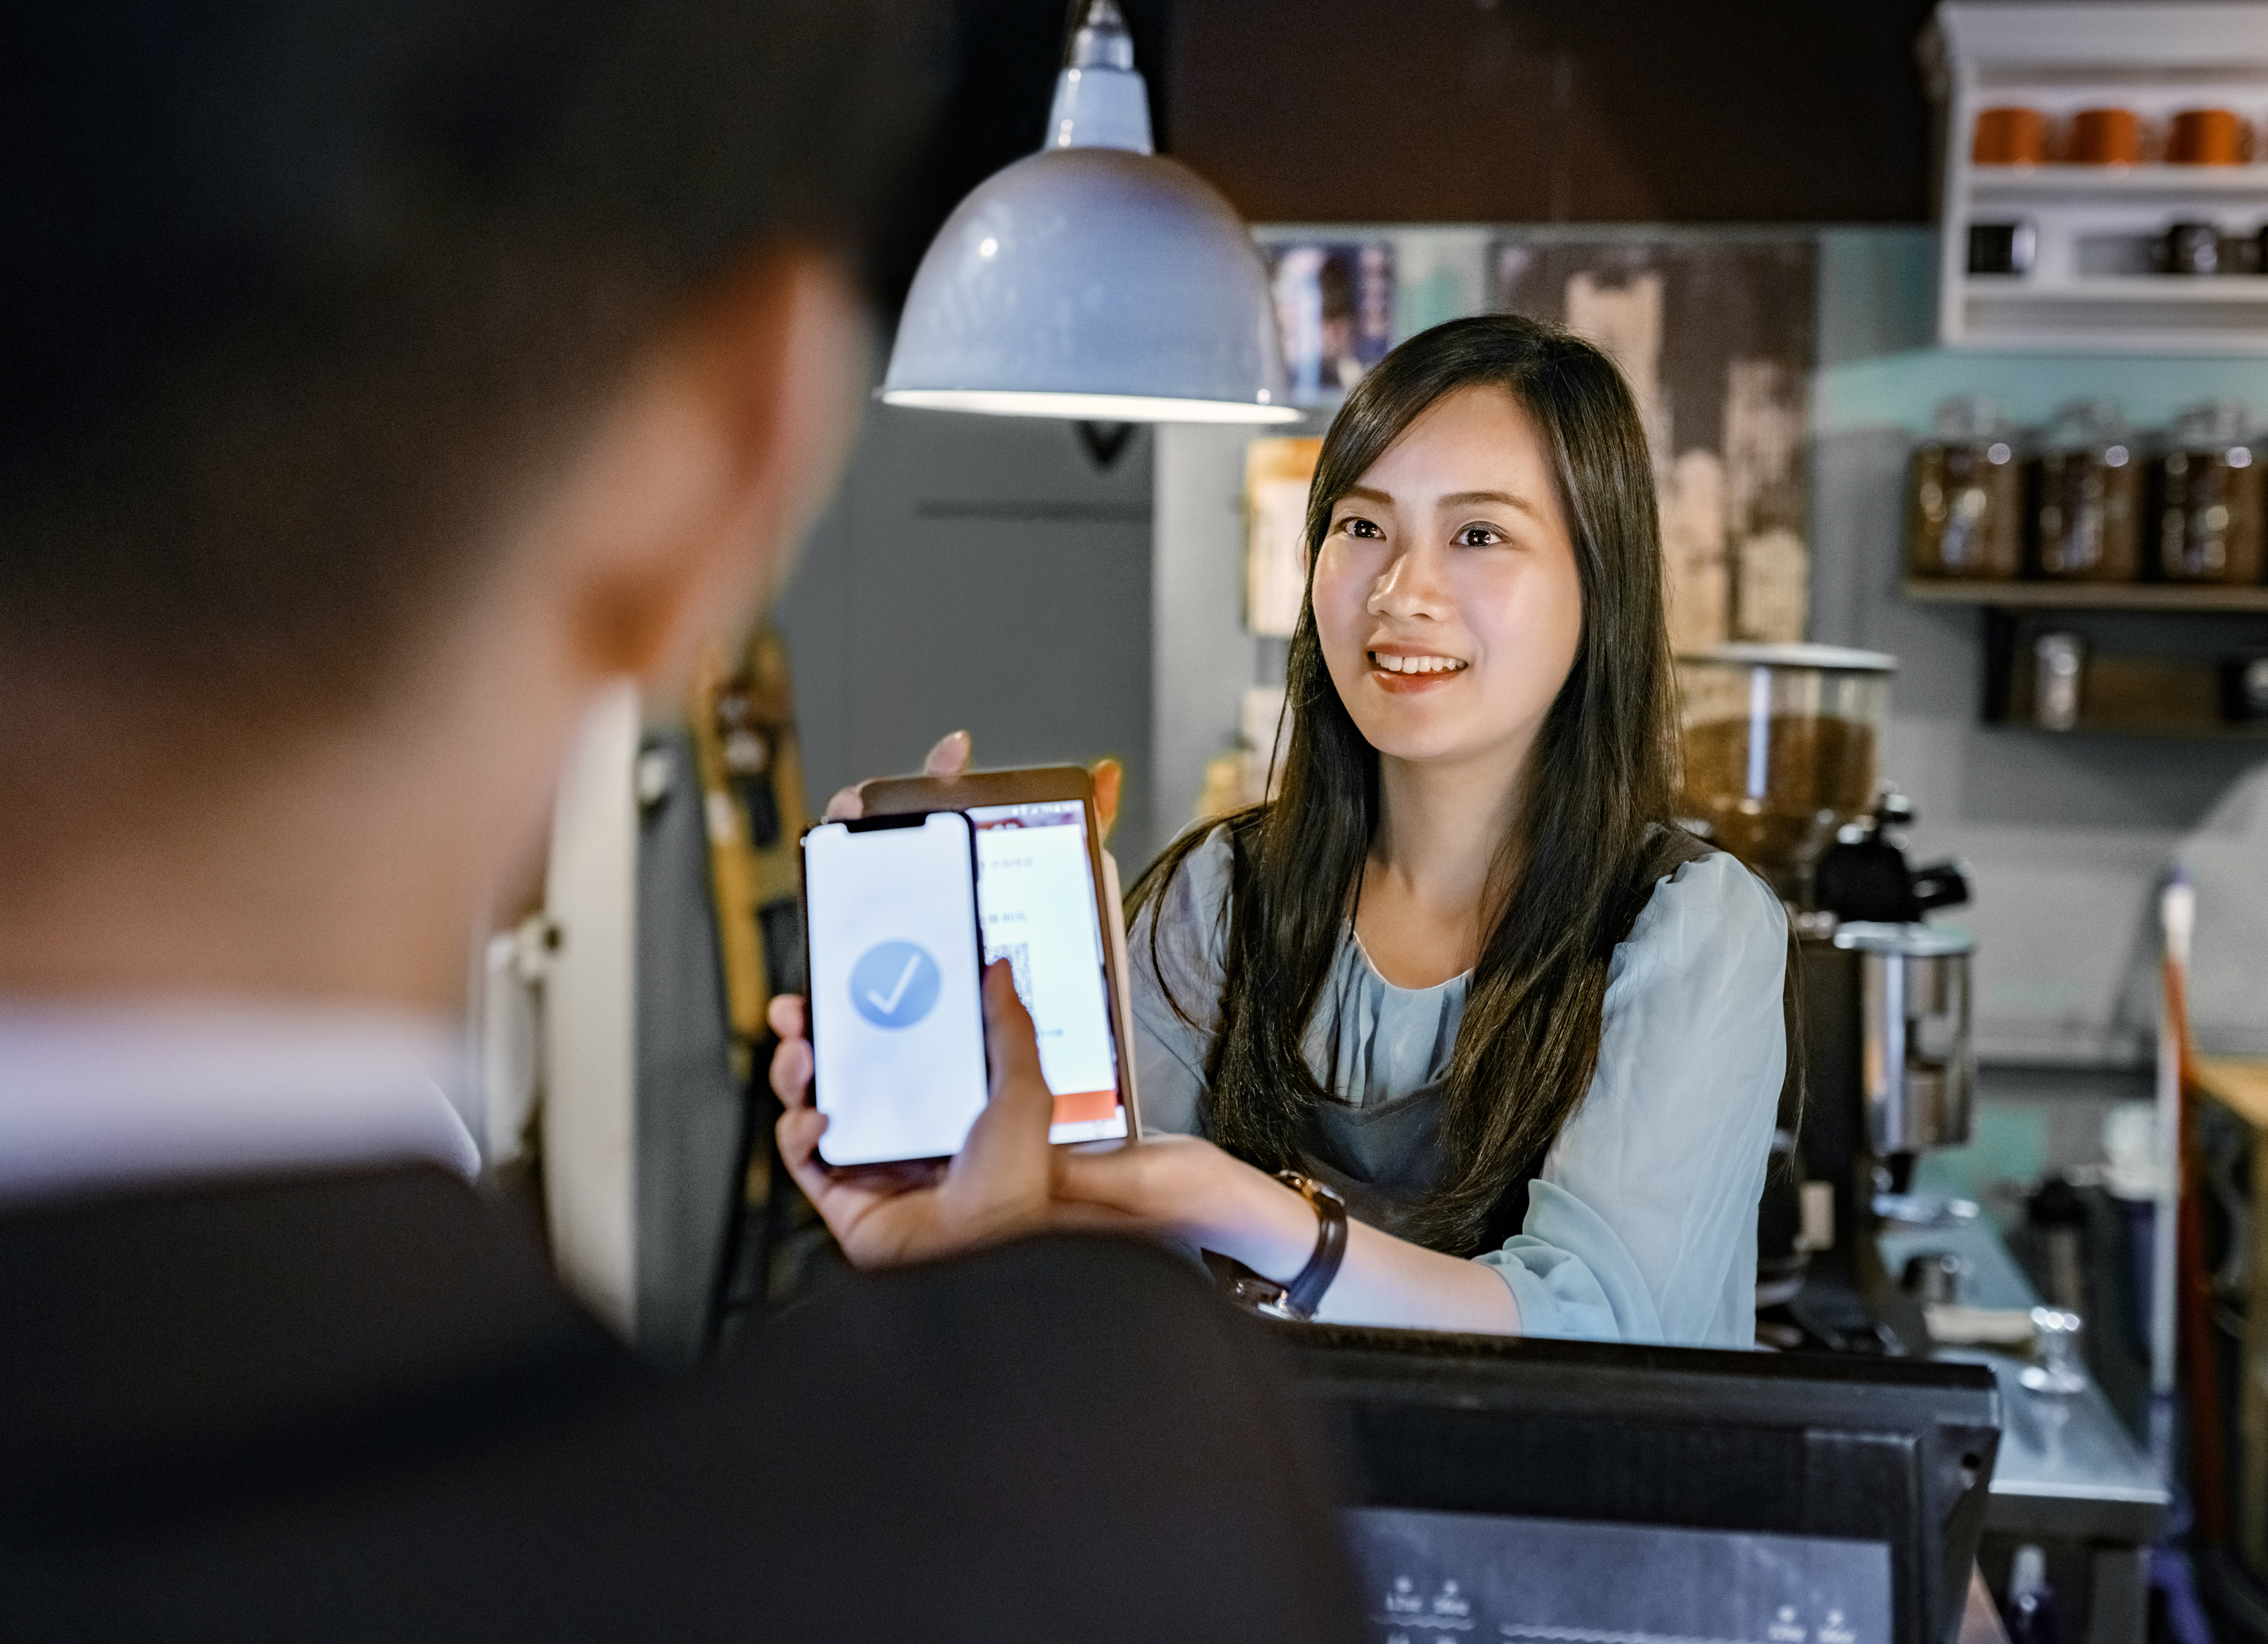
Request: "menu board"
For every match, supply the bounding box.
[1346,1507,1891,1644]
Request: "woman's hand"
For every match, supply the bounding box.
[769,963,1058,1267]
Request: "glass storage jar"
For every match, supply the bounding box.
[2155,400,2265,584]
[1907,396,2025,579]
[2034,400,2143,581]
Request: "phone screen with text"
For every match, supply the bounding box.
[804,814,989,1167]
[968,802,1128,1144]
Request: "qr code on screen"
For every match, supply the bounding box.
[987,941,1032,1011]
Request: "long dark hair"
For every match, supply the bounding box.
[1132,313,1686,1255]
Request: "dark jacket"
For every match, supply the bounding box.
[1,1166,1361,1642]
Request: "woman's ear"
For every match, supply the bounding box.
[549,247,868,692]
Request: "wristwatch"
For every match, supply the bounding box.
[1225,1171,1348,1323]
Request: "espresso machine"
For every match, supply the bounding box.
[1676,643,1976,1354]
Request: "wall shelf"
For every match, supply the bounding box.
[1971,280,2268,303]
[1970,165,2268,201]
[1931,4,2268,352]
[1905,579,2268,613]
[1988,717,2268,742]
[1974,604,2268,736]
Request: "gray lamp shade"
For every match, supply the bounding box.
[880,145,1295,424]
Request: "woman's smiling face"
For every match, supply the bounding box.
[1311,384,1584,773]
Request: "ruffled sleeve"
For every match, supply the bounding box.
[1474,851,1787,1348]
[1126,828,1237,1139]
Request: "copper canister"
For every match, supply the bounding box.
[1908,397,2024,579]
[2068,108,2143,165]
[1973,107,2048,166]
[2169,108,2247,165]
[2035,401,2143,581]
[2156,401,2266,584]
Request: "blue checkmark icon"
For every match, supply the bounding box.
[849,940,940,1029]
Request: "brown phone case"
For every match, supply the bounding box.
[860,765,1141,1142]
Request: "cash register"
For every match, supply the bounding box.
[1283,1326,1999,1644]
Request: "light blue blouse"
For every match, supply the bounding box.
[1129,830,1788,1348]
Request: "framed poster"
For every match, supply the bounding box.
[1245,435,1321,638]
[1266,241,1395,406]
[1494,237,1816,648]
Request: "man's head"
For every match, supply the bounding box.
[1,0,939,1006]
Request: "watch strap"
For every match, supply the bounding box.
[1275,1171,1348,1317]
[1217,1171,1349,1323]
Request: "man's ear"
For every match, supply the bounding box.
[548,247,868,693]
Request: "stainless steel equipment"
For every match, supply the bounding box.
[1674,645,1979,1336]
[1878,1219,2167,1644]
[1837,921,1978,1156]
[1677,635,2165,1643]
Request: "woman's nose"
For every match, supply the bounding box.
[1367,546,1449,619]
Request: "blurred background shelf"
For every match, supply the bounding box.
[1988,718,2268,741]
[1971,165,2268,199]
[1907,579,2268,612]
[1969,280,2268,302]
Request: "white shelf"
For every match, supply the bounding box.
[1955,294,2268,354]
[1971,165,2268,201]
[1968,278,2268,302]
[1933,2,2268,351]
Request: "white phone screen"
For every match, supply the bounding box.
[968,802,1128,1144]
[804,813,989,1167]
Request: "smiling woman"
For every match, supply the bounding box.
[1052,314,1792,1345]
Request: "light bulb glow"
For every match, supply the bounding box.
[880,388,1299,424]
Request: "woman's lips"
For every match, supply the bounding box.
[1367,649,1468,694]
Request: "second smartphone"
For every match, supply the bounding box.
[861,765,1137,1148]
[801,810,990,1170]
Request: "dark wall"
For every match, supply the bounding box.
[895,1,1936,288]
[1166,0,1939,224]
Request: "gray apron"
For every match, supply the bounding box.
[1297,1080,1538,1253]
[1225,823,1714,1259]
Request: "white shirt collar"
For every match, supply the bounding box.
[0,1000,479,1208]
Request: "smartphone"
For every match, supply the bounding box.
[862,766,1138,1145]
[800,810,990,1169]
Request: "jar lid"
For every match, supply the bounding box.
[1932,394,2014,441]
[2170,398,2255,447]
[1676,642,1898,673]
[2043,397,2129,450]
[1832,920,1976,957]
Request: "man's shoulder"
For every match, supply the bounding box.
[1,1171,1362,1644]
[0,1166,636,1489]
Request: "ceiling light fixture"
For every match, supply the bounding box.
[879,1,1294,425]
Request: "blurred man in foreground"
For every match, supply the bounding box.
[0,4,1358,1637]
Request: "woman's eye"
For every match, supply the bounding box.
[1455,524,1505,547]
[1337,516,1384,540]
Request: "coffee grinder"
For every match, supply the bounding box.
[1676,643,1976,1353]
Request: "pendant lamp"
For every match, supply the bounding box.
[879,1,1294,424]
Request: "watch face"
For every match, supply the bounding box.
[1226,1274,1310,1323]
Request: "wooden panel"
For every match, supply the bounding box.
[2197,1057,2268,1131]
[1167,0,1557,223]
[2195,1061,2268,1579]
[1168,0,1938,224]
[2084,653,2221,726]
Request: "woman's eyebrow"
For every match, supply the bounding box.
[1436,488,1539,516]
